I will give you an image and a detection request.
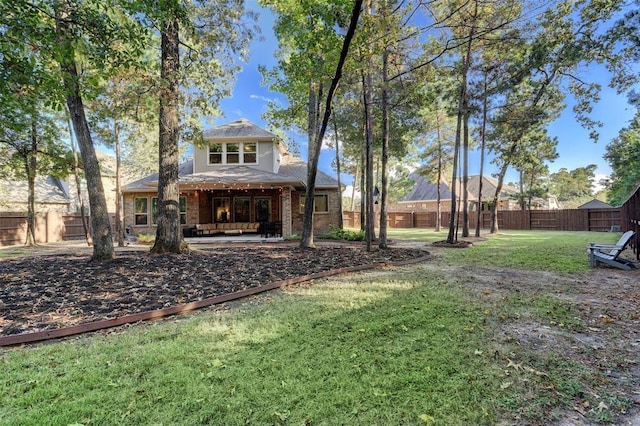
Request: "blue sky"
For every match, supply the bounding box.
[213,2,637,190]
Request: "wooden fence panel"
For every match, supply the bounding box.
[387,212,414,228]
[343,208,622,233]
[0,212,96,246]
[0,213,27,246]
[500,210,530,230]
[62,214,89,240]
[530,210,557,230]
[588,208,622,232]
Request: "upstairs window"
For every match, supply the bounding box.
[208,142,258,165]
[243,143,257,163]
[209,144,223,164]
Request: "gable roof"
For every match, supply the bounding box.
[577,199,615,209]
[400,173,519,202]
[202,118,276,139]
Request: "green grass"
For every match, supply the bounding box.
[0,229,627,425]
[386,229,619,273]
[2,274,503,425]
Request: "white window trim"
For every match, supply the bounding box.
[207,142,258,165]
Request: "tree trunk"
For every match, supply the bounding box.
[462,107,470,237]
[56,4,114,260]
[490,161,510,234]
[362,69,374,252]
[66,107,92,245]
[300,82,322,248]
[331,113,344,229]
[519,169,526,210]
[379,44,390,249]
[152,11,183,254]
[476,69,488,237]
[435,113,443,232]
[447,93,464,244]
[24,117,37,246]
[447,2,476,243]
[359,136,366,231]
[114,121,124,247]
[300,0,362,248]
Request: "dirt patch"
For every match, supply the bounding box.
[423,259,640,425]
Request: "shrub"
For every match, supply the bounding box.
[136,233,155,244]
[320,225,364,241]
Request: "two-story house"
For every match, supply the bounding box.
[121,118,342,238]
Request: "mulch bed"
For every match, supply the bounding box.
[0,246,428,337]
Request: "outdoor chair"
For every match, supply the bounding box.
[587,230,637,270]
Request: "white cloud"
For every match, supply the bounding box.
[593,173,609,192]
[342,185,360,199]
[250,94,278,104]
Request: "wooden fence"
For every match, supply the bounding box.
[620,185,640,260]
[0,212,93,246]
[343,208,622,233]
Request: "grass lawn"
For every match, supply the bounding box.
[0,230,631,425]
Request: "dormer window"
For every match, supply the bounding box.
[208,142,258,165]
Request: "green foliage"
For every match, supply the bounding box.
[135,233,155,244]
[604,110,640,205]
[549,165,597,202]
[320,224,364,241]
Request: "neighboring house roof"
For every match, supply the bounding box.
[0,176,70,209]
[122,156,339,192]
[401,174,452,201]
[400,173,518,202]
[578,199,615,209]
[203,118,276,139]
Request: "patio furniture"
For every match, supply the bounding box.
[587,230,637,270]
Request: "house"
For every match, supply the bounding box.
[395,174,522,212]
[121,118,342,238]
[0,176,71,212]
[0,151,123,215]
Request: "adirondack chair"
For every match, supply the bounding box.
[587,230,637,270]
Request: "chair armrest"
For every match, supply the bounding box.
[588,243,622,249]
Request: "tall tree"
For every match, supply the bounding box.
[55,0,116,260]
[261,0,363,248]
[604,111,640,205]
[124,0,257,253]
[151,4,182,254]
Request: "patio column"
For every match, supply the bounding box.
[281,187,292,238]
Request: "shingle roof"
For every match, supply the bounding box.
[202,118,276,139]
[121,157,339,192]
[0,176,70,206]
[401,173,518,202]
[577,199,614,209]
[278,156,339,188]
[401,174,452,201]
